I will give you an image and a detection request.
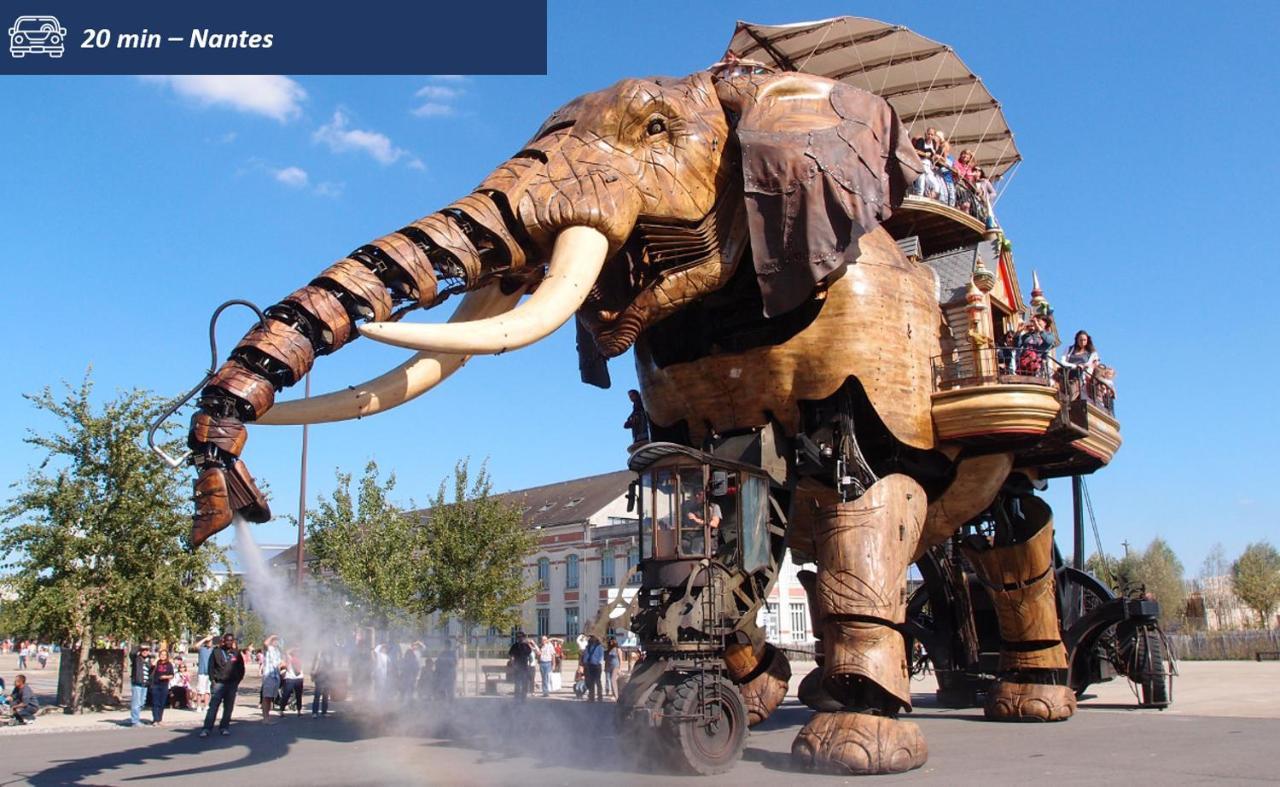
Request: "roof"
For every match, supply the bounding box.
[923,238,1002,305]
[724,17,1022,178]
[486,470,633,529]
[271,470,634,567]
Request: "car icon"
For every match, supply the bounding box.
[9,15,67,58]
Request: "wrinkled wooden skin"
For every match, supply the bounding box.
[179,67,1069,770]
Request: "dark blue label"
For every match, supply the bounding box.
[1,1,547,74]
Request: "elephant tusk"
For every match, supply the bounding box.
[358,225,608,355]
[257,284,524,425]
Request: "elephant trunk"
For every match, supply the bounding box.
[188,189,532,546]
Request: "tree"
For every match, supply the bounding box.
[420,459,536,697]
[306,461,426,636]
[1137,538,1187,626]
[1085,540,1188,625]
[0,374,230,711]
[1231,542,1280,629]
[420,459,536,632]
[1199,542,1232,629]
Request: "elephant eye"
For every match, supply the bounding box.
[645,118,667,137]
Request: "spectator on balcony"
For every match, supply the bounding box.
[953,149,977,212]
[911,129,943,200]
[1061,330,1100,399]
[974,167,998,227]
[934,131,956,207]
[1015,316,1054,377]
[998,329,1017,375]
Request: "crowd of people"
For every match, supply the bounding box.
[506,631,626,703]
[995,318,1115,408]
[911,127,999,227]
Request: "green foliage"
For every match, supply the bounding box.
[305,461,426,631]
[420,460,537,631]
[1231,541,1280,629]
[305,459,536,638]
[0,374,231,707]
[1086,539,1187,624]
[1137,538,1187,624]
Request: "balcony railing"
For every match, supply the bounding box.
[932,345,1116,415]
[911,164,994,226]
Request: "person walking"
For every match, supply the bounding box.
[604,637,621,698]
[200,632,245,738]
[194,635,214,713]
[16,641,27,670]
[507,632,535,702]
[259,635,283,723]
[280,648,305,716]
[311,649,334,718]
[149,649,175,726]
[128,643,153,727]
[537,636,556,697]
[581,635,605,702]
[435,643,457,701]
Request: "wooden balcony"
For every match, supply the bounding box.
[931,347,1121,478]
[885,194,990,257]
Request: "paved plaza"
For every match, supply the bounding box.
[1,657,1277,785]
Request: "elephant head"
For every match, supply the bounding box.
[184,65,923,546]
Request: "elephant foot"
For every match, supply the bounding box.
[737,643,791,727]
[791,712,927,775]
[797,667,843,712]
[984,679,1076,722]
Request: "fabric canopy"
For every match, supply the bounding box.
[723,17,1022,178]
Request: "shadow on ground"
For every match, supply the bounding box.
[15,694,655,785]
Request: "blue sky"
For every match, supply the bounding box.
[1,0,1276,573]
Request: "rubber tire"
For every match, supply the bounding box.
[661,673,748,775]
[1136,629,1169,707]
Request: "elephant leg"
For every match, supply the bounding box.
[725,637,791,727]
[790,475,928,776]
[961,495,1076,722]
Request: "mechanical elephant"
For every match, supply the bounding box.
[181,63,1071,775]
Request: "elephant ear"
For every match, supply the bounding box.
[725,74,923,317]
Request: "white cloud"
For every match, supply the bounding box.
[141,75,306,121]
[313,110,415,167]
[412,102,456,118]
[412,77,466,118]
[272,166,309,188]
[314,181,345,198]
[415,85,462,100]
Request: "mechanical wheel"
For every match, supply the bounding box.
[659,673,747,775]
[1135,628,1170,708]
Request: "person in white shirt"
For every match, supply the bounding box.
[537,636,557,697]
[259,635,283,723]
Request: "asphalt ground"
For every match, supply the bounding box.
[1,662,1278,785]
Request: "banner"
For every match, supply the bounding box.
[1,0,547,74]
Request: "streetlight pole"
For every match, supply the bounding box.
[295,372,310,588]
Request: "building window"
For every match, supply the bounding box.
[600,548,615,587]
[536,608,549,637]
[565,606,580,638]
[537,557,550,591]
[566,554,579,589]
[627,546,641,584]
[790,602,809,641]
[762,602,780,640]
